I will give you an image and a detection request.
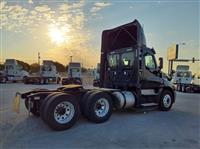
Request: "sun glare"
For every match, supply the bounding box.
[48,24,71,45]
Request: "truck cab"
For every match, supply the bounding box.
[100,19,175,106]
[68,62,81,78]
[41,60,59,78]
[24,60,60,84]
[171,65,193,92]
[2,59,29,82]
[171,65,192,85]
[61,62,82,85]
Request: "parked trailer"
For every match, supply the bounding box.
[24,60,60,84]
[14,20,176,131]
[0,59,29,83]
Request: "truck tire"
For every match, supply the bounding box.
[80,90,96,117]
[182,85,186,92]
[186,86,193,93]
[179,85,182,92]
[74,78,82,85]
[0,77,7,83]
[23,76,27,84]
[85,91,113,123]
[62,78,70,85]
[25,78,31,84]
[43,93,80,131]
[24,79,28,84]
[40,92,61,122]
[44,79,49,84]
[176,84,179,91]
[57,77,61,84]
[25,98,40,116]
[40,78,44,84]
[159,90,173,111]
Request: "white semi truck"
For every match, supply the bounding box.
[185,74,200,92]
[0,59,29,83]
[24,60,60,84]
[171,65,193,92]
[61,62,82,85]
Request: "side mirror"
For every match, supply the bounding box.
[158,57,163,70]
[192,75,195,79]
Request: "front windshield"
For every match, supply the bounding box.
[42,65,51,71]
[6,65,14,70]
[177,71,191,77]
[71,68,80,72]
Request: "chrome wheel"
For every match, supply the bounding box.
[94,98,109,117]
[163,94,172,108]
[1,78,6,83]
[54,101,75,124]
[45,79,49,84]
[40,79,44,84]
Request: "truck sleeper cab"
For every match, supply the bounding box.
[62,62,82,85]
[171,65,193,92]
[24,60,60,84]
[14,19,176,131]
[0,59,29,83]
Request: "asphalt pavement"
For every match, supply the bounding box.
[0,83,199,149]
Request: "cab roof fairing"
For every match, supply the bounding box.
[101,19,146,54]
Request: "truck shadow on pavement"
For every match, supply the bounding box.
[1,107,199,149]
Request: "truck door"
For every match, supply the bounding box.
[141,52,163,91]
[120,50,136,83]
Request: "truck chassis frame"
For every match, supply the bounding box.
[14,84,175,131]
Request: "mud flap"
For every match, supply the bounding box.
[13,92,21,113]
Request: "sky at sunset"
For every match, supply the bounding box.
[0,0,199,73]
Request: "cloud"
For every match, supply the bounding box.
[59,0,84,11]
[0,0,100,67]
[0,4,29,31]
[90,2,111,13]
[0,1,6,10]
[0,1,86,31]
[35,5,51,12]
[95,2,111,7]
[28,0,33,4]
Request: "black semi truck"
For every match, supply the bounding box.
[14,20,176,131]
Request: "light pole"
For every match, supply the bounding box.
[38,52,41,65]
[168,43,186,76]
[70,56,73,62]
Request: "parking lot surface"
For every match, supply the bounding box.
[0,83,199,149]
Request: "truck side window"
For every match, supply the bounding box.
[108,54,119,68]
[144,54,156,69]
[121,52,134,67]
